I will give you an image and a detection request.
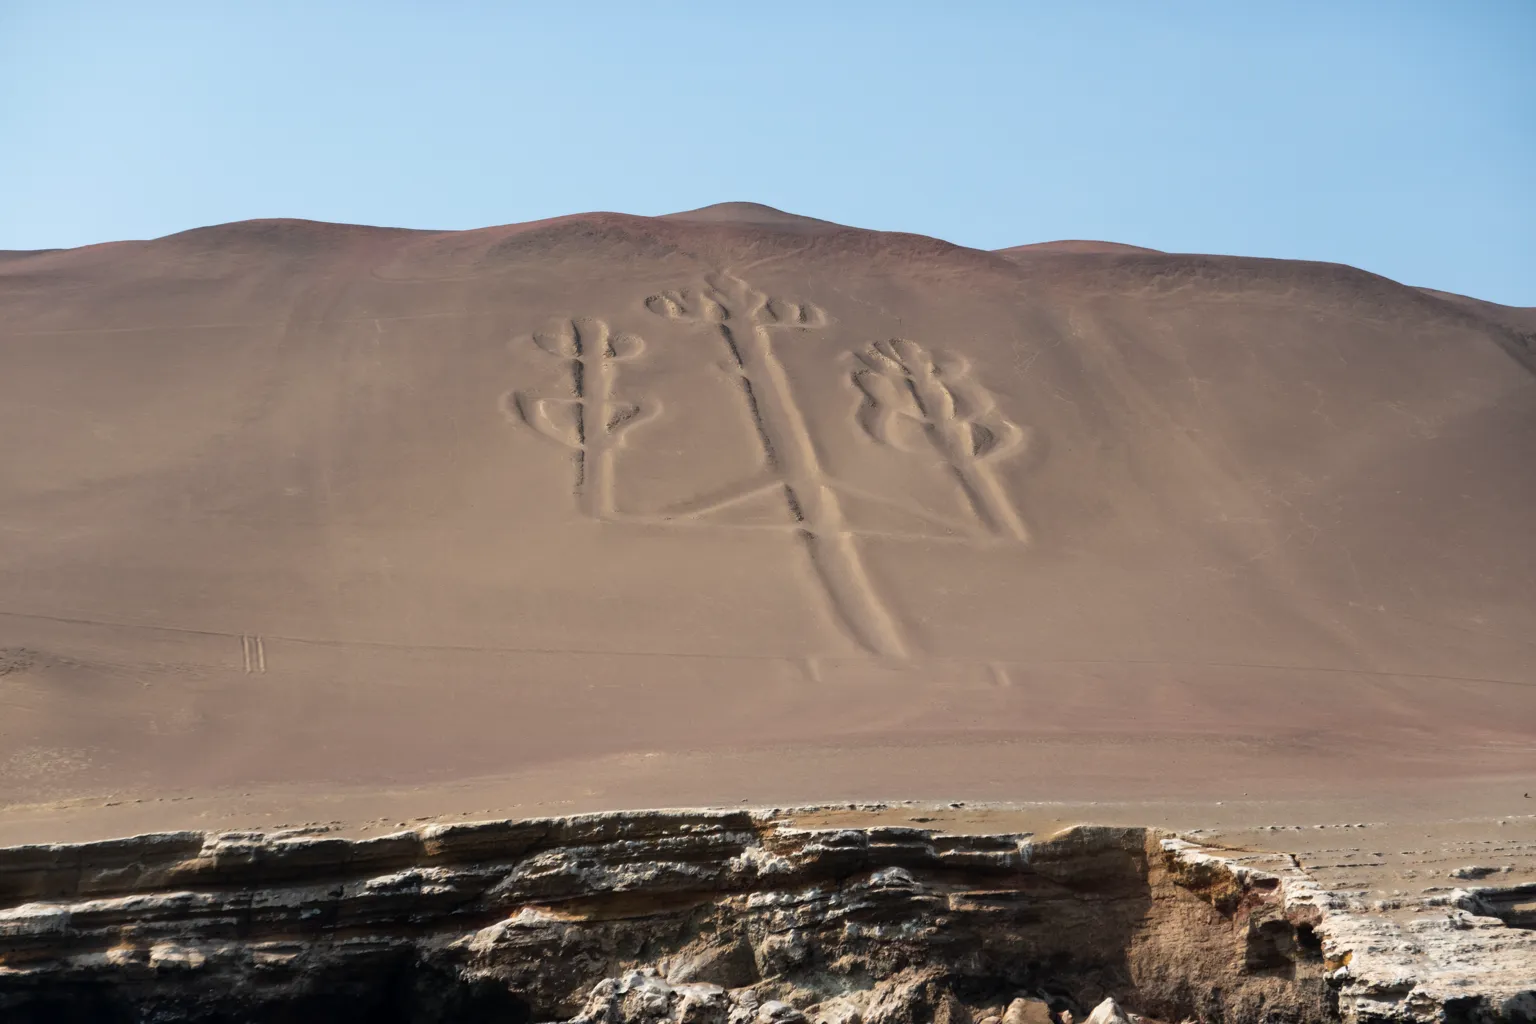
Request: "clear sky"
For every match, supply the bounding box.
[2,2,1532,304]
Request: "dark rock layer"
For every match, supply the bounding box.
[0,810,1522,1023]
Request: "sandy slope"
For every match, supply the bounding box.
[0,203,1532,841]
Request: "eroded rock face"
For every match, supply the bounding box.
[0,810,1528,1023]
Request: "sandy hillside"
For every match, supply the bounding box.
[1,202,1532,840]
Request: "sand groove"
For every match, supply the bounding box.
[645,273,907,657]
[851,338,1029,541]
[239,635,266,674]
[508,318,656,519]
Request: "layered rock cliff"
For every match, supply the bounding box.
[0,810,1530,1023]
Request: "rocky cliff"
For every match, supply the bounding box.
[0,810,1530,1023]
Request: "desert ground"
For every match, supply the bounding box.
[1,203,1532,867]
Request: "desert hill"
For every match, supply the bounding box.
[1,203,1532,835]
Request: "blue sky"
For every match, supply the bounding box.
[2,2,1532,304]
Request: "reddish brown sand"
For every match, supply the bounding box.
[1,202,1532,844]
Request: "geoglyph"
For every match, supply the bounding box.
[509,273,1030,656]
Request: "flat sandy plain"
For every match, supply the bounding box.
[1,203,1533,869]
